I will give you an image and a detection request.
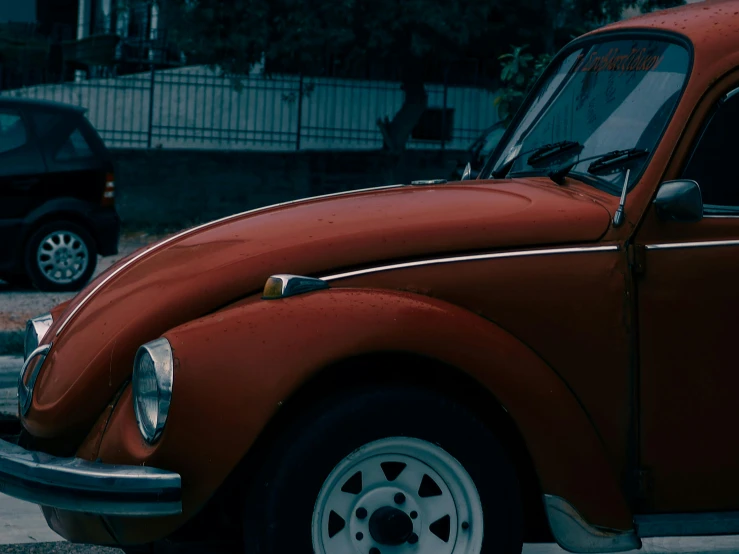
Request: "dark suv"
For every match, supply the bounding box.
[0,97,119,292]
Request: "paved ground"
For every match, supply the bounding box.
[0,231,169,332]
[1,488,739,553]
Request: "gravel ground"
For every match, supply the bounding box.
[0,355,21,416]
[0,545,121,553]
[0,231,173,330]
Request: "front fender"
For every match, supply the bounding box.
[95,288,631,543]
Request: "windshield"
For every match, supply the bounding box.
[488,36,690,193]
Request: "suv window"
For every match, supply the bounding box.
[682,91,739,211]
[55,127,95,161]
[0,111,27,153]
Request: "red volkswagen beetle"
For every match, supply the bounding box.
[3,2,739,553]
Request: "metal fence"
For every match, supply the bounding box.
[2,65,501,152]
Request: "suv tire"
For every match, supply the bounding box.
[25,220,98,292]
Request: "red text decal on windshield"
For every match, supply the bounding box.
[576,48,664,73]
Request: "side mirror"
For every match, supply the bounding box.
[654,179,703,222]
[461,162,472,181]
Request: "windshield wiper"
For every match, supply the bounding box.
[492,140,582,179]
[587,148,649,175]
[548,147,650,186]
[528,140,582,166]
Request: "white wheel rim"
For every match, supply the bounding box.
[36,230,89,285]
[312,437,484,554]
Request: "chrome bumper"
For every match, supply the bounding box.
[0,437,181,516]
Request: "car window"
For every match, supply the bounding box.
[30,111,64,138]
[55,127,95,161]
[0,111,27,154]
[490,38,690,193]
[681,92,739,212]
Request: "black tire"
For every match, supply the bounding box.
[243,386,524,554]
[24,220,97,292]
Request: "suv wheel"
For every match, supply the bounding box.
[243,386,524,554]
[25,221,97,292]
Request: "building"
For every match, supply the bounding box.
[0,4,36,23]
[75,0,161,42]
[0,0,178,91]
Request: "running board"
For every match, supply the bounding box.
[544,495,641,553]
[634,512,739,537]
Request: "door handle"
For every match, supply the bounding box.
[12,178,40,189]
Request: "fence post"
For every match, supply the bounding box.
[147,63,156,148]
[295,74,304,151]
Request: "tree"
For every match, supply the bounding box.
[162,0,497,154]
[494,0,685,125]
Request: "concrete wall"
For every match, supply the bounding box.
[111,148,467,228]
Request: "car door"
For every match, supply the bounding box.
[636,77,739,514]
[0,108,47,220]
[0,108,48,266]
[32,110,108,205]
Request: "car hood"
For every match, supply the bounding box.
[27,178,612,437]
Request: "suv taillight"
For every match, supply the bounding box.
[102,173,115,207]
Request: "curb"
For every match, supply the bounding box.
[0,329,23,356]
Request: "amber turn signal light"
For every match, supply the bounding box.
[262,276,286,299]
[262,274,329,300]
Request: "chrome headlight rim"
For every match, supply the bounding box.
[19,313,54,416]
[24,313,53,361]
[133,337,174,444]
[18,344,52,416]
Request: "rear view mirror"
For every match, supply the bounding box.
[654,180,703,222]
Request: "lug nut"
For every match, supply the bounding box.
[394,492,406,504]
[410,510,418,519]
[356,507,367,519]
[407,532,419,544]
[356,532,364,540]
[369,548,381,554]
[461,521,470,530]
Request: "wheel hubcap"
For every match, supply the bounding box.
[369,506,413,545]
[36,230,89,285]
[312,437,484,554]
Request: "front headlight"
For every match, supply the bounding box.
[133,338,174,443]
[24,313,53,360]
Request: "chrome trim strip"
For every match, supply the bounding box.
[704,214,739,219]
[635,512,739,538]
[544,495,640,553]
[0,437,181,516]
[18,344,51,416]
[410,179,447,185]
[645,239,739,251]
[56,185,403,335]
[322,245,619,282]
[723,86,739,102]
